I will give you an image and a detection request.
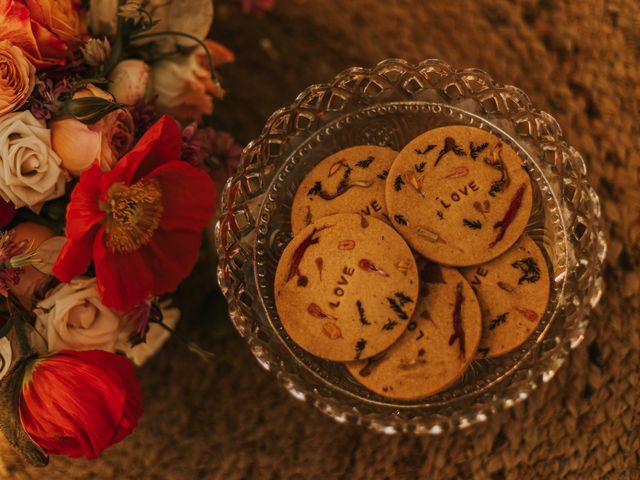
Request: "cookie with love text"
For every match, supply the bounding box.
[275,213,419,361]
[461,234,551,358]
[291,146,397,234]
[385,126,532,266]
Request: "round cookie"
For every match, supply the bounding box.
[461,234,551,358]
[275,213,419,362]
[346,264,482,400]
[291,146,397,234]
[385,125,532,266]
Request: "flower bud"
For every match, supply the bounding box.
[19,350,143,459]
[81,38,112,66]
[8,222,55,309]
[108,59,151,106]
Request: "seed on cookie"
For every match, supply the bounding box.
[274,213,419,362]
[290,146,398,234]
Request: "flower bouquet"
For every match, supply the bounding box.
[0,0,264,466]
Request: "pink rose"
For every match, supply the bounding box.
[51,85,135,176]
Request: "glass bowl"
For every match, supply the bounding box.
[214,59,606,434]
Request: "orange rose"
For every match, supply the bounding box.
[0,40,36,115]
[0,0,86,68]
[51,85,135,176]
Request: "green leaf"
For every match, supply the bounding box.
[0,355,48,467]
[58,97,126,125]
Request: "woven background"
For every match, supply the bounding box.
[3,0,640,478]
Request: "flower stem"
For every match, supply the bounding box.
[7,295,33,358]
[128,31,218,84]
[104,7,126,77]
[150,319,215,363]
[15,209,63,236]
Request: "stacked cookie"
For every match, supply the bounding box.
[274,126,550,400]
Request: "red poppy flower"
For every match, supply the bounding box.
[19,350,142,459]
[52,115,216,312]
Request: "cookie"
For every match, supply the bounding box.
[291,146,397,234]
[275,213,419,362]
[346,264,482,400]
[385,125,533,266]
[461,234,550,358]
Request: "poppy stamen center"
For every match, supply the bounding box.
[102,179,163,254]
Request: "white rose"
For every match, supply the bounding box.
[87,0,119,37]
[34,277,122,352]
[108,59,152,105]
[116,301,180,366]
[0,111,65,212]
[35,281,181,365]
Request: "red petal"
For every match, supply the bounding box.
[52,224,100,282]
[0,0,42,64]
[140,228,202,294]
[93,228,154,312]
[103,115,181,189]
[29,19,68,64]
[147,161,217,231]
[66,164,104,240]
[19,350,142,460]
[66,350,143,446]
[0,198,16,228]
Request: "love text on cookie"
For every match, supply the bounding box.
[436,180,480,209]
[328,265,356,309]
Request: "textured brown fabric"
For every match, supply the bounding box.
[3,0,639,478]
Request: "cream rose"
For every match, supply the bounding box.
[0,111,65,212]
[0,41,36,116]
[51,84,135,176]
[35,281,180,365]
[152,42,223,122]
[108,59,151,105]
[34,277,122,352]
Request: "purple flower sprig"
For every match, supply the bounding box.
[29,75,72,121]
[130,96,160,139]
[181,123,242,185]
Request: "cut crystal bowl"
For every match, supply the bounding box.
[214,59,606,434]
